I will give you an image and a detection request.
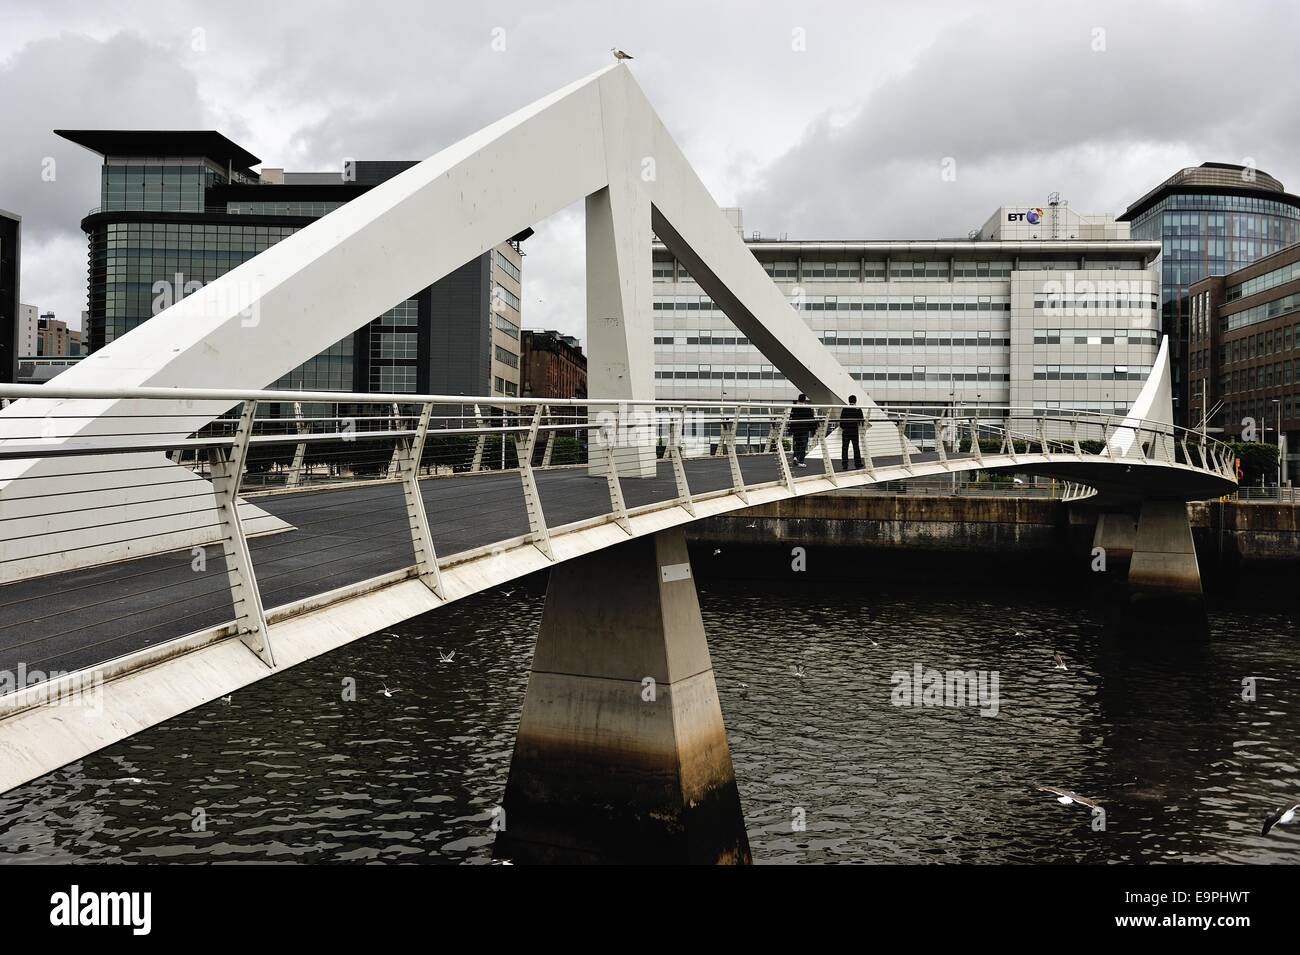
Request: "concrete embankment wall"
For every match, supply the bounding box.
[684,493,1300,591]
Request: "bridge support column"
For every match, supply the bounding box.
[1127,500,1203,609]
[1092,511,1137,568]
[494,528,751,865]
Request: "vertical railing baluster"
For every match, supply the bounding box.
[1070,417,1081,456]
[898,417,913,472]
[603,405,631,534]
[471,403,487,473]
[724,410,749,502]
[773,408,794,492]
[518,405,554,560]
[814,407,838,484]
[386,402,403,479]
[210,399,273,668]
[399,402,444,597]
[969,416,983,465]
[669,411,695,516]
[1037,416,1050,460]
[286,400,308,487]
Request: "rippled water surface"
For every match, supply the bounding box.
[1,565,1297,864]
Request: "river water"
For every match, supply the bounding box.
[1,550,1296,864]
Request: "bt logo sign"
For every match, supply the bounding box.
[1008,207,1045,223]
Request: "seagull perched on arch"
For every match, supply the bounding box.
[611,48,634,61]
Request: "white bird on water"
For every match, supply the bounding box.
[381,682,395,698]
[611,48,634,61]
[1053,653,1068,671]
[1261,800,1299,836]
[1036,785,1101,811]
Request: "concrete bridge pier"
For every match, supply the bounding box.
[1133,496,1201,608]
[494,528,751,865]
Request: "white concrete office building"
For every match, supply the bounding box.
[653,205,1162,431]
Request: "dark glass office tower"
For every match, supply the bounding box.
[56,130,528,397]
[1119,162,1300,424]
[0,209,19,383]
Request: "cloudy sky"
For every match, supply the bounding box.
[3,0,1298,344]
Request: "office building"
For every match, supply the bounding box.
[653,204,1161,430]
[0,210,19,383]
[55,130,527,398]
[1119,162,1300,424]
[35,312,82,357]
[1188,240,1300,481]
[17,303,37,359]
[520,329,587,399]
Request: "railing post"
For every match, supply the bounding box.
[470,403,487,473]
[386,402,403,479]
[602,406,632,534]
[1070,417,1082,456]
[724,411,750,502]
[210,399,274,668]
[897,418,914,472]
[767,408,791,453]
[969,416,983,465]
[772,409,795,492]
[518,405,554,560]
[1102,419,1115,459]
[1136,425,1149,461]
[286,400,308,487]
[1037,416,1050,460]
[1004,418,1018,463]
[935,415,949,469]
[540,408,555,468]
[861,413,876,475]
[669,412,695,516]
[814,408,839,484]
[399,402,444,597]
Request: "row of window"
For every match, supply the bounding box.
[493,250,522,283]
[1219,361,1300,392]
[493,376,519,397]
[1032,297,1158,311]
[494,344,519,368]
[1224,290,1300,332]
[1225,257,1300,302]
[1032,365,1153,381]
[493,283,521,312]
[225,201,344,217]
[653,296,1011,312]
[1033,329,1161,345]
[1220,323,1300,363]
[494,312,520,337]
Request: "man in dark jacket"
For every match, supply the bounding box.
[790,394,815,467]
[838,394,866,469]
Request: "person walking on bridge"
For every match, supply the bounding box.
[790,394,815,467]
[838,395,867,470]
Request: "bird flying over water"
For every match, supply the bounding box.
[1053,653,1068,671]
[1261,800,1299,836]
[438,649,456,663]
[611,48,634,61]
[1036,785,1100,811]
[381,682,395,697]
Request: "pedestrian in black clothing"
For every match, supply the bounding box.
[839,395,867,469]
[790,394,815,467]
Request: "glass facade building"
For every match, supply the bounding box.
[1119,163,1300,425]
[57,129,526,399]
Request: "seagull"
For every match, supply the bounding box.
[1053,653,1068,671]
[611,48,634,61]
[712,548,722,556]
[117,777,145,785]
[220,695,232,705]
[1261,800,1299,836]
[501,589,515,597]
[1013,477,1025,485]
[438,649,456,663]
[381,682,395,698]
[793,664,805,680]
[1036,785,1101,811]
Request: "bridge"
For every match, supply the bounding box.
[0,62,1236,863]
